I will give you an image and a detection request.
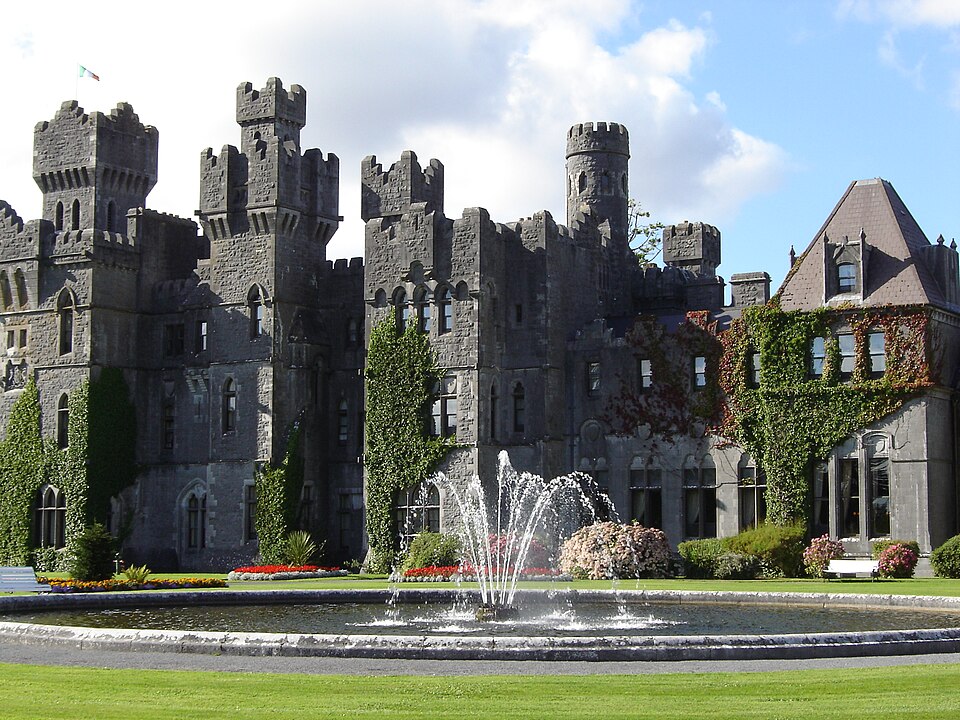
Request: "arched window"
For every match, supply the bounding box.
[415,287,432,333]
[437,287,452,334]
[222,378,237,433]
[0,272,11,310]
[70,199,80,231]
[34,485,66,549]
[57,393,69,449]
[393,288,408,332]
[338,398,349,444]
[578,172,587,194]
[106,200,117,232]
[14,270,27,308]
[57,291,74,355]
[393,483,440,547]
[512,383,525,434]
[837,262,857,293]
[248,286,265,338]
[186,491,207,549]
[55,201,64,231]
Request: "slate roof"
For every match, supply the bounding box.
[777,178,957,312]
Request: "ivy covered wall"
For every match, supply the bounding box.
[364,320,457,573]
[254,424,304,564]
[717,303,931,524]
[0,368,137,567]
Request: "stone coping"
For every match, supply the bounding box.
[1,588,959,662]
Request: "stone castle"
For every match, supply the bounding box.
[0,78,957,570]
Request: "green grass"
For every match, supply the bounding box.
[0,663,958,719]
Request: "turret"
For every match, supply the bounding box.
[33,101,158,235]
[565,122,630,249]
[360,151,444,222]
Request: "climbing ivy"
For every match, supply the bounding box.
[254,424,304,564]
[717,303,930,525]
[0,369,138,568]
[364,320,457,573]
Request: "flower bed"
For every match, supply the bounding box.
[398,565,570,582]
[38,577,227,593]
[226,564,348,581]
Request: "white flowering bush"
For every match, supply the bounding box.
[558,521,671,579]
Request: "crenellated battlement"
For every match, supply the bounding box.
[566,122,630,158]
[236,78,306,129]
[361,151,443,221]
[0,202,24,236]
[662,221,721,276]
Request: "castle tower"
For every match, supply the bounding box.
[565,122,630,248]
[199,78,340,249]
[33,101,158,234]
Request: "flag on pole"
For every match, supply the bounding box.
[78,65,100,81]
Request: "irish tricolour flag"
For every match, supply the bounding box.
[78,65,100,81]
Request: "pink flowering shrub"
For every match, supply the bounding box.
[877,543,919,579]
[558,521,671,579]
[803,534,845,578]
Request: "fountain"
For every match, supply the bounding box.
[427,451,599,619]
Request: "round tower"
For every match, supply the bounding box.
[565,122,630,246]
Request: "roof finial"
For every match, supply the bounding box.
[952,238,958,250]
[937,234,945,245]
[859,227,866,242]
[789,245,796,267]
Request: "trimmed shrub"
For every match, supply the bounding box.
[559,522,671,579]
[931,534,960,578]
[677,538,724,579]
[877,542,918,579]
[872,539,920,560]
[401,532,462,572]
[714,552,759,580]
[803,534,845,579]
[68,523,116,581]
[721,522,806,577]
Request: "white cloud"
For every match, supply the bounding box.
[0,1,786,261]
[838,0,960,27]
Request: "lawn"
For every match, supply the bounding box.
[0,663,959,719]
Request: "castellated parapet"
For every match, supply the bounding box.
[33,101,158,233]
[662,221,721,276]
[236,78,307,131]
[565,122,630,158]
[361,151,444,222]
[200,79,339,245]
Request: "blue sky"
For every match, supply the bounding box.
[1,1,957,293]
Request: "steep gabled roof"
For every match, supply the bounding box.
[778,178,954,311]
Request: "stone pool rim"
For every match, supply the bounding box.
[2,588,960,662]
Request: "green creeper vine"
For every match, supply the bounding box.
[0,369,138,568]
[254,423,304,564]
[718,303,931,525]
[364,320,457,573]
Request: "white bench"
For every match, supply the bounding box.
[825,559,879,579]
[0,566,51,592]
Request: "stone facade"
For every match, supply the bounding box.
[0,79,957,571]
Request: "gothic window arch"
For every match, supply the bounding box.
[70,199,80,231]
[57,289,75,355]
[414,286,432,333]
[393,288,408,331]
[512,382,525,434]
[578,172,587,194]
[437,287,452,334]
[14,270,27,308]
[0,272,11,310]
[34,484,66,549]
[56,393,69,449]
[247,285,266,338]
[222,378,237,433]
[55,201,64,231]
[184,487,207,550]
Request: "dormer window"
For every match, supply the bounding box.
[837,262,857,293]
